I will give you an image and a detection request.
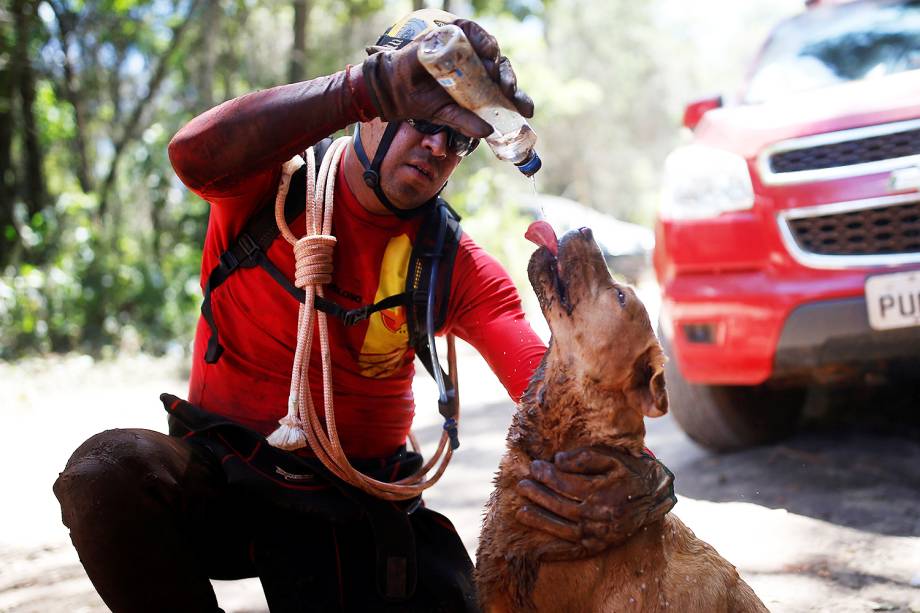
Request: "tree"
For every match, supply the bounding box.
[12,0,47,218]
[290,0,311,83]
[46,0,93,193]
[8,0,704,357]
[96,0,203,218]
[0,11,18,259]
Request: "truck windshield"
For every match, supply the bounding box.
[744,0,920,104]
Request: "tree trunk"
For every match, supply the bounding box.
[218,0,251,101]
[12,0,46,217]
[198,0,220,108]
[0,27,18,266]
[413,0,424,11]
[150,190,164,260]
[288,0,310,83]
[48,0,94,194]
[442,0,451,12]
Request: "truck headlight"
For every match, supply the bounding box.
[660,145,754,220]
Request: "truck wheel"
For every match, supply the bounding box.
[660,334,805,452]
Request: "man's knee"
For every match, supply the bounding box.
[53,429,165,529]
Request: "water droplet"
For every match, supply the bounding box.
[529,176,544,213]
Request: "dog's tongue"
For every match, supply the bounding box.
[525,220,558,256]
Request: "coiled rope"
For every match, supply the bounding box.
[266,136,457,500]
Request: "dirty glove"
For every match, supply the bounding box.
[361,18,534,138]
[515,447,676,561]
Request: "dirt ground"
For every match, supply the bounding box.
[2,337,919,612]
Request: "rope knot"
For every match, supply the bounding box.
[293,234,336,288]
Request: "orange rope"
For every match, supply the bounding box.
[266,138,458,501]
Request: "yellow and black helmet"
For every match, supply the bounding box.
[370,9,457,53]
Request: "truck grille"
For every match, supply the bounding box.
[787,200,920,256]
[770,127,920,174]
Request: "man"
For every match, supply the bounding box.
[54,10,675,612]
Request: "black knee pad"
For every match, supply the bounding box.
[53,429,150,526]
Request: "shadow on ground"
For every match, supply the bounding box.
[672,383,920,537]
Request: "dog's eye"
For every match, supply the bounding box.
[616,288,627,307]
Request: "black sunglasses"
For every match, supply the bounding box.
[406,119,480,157]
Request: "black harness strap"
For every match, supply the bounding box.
[354,122,433,220]
[405,200,462,447]
[202,140,321,363]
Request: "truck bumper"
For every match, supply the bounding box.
[659,269,920,385]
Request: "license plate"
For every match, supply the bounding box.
[865,270,920,331]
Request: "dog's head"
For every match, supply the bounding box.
[527,226,668,427]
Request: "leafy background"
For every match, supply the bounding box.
[0,0,800,360]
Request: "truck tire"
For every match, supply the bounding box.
[660,333,805,452]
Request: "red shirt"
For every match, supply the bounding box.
[186,158,546,458]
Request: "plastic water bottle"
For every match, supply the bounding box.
[417,24,542,177]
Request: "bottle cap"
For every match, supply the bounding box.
[515,151,542,177]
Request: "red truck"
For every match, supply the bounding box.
[654,0,920,451]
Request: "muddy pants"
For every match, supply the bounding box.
[53,428,477,613]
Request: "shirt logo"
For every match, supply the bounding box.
[358,234,412,378]
[381,307,407,333]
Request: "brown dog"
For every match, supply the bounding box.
[475,227,767,612]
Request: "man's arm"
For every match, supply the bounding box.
[167,70,375,197]
[442,234,546,401]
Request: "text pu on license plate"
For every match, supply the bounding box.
[865,270,920,331]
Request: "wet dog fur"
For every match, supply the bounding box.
[474,228,767,612]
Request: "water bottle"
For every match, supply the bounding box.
[417,24,542,177]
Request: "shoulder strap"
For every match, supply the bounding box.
[405,199,463,448]
[242,137,334,262]
[201,138,332,363]
[405,199,462,349]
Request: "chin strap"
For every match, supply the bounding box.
[354,122,435,220]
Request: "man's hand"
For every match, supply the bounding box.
[361,19,534,138]
[515,447,676,561]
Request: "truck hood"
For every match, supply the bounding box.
[694,69,920,159]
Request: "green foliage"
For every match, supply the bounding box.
[1,0,801,360]
[0,186,204,359]
[34,83,74,145]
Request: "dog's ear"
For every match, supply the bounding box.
[633,346,669,418]
[645,366,668,417]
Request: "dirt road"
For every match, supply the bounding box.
[2,350,918,612]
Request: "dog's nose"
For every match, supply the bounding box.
[578,227,593,239]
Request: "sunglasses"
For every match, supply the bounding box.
[406,119,480,158]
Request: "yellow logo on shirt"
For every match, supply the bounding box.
[358,234,412,378]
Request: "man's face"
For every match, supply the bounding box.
[361,119,463,210]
